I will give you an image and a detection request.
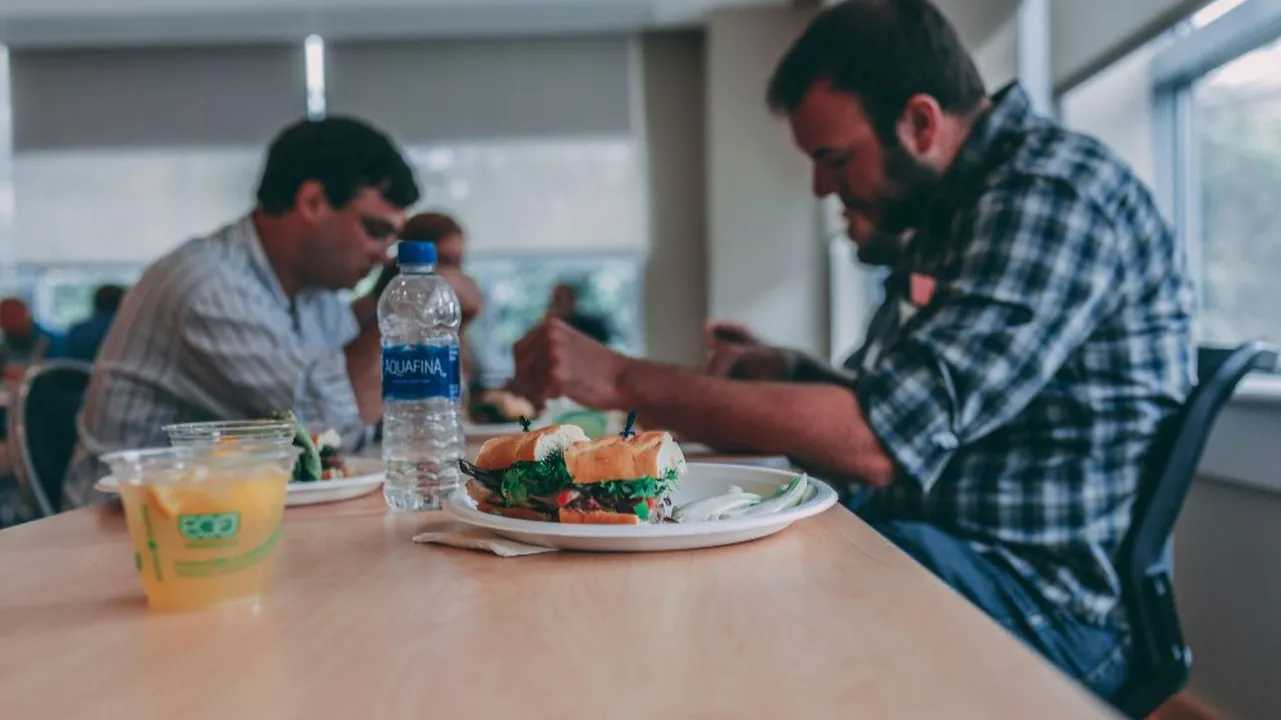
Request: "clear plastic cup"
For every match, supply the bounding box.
[102,444,301,611]
[163,419,296,448]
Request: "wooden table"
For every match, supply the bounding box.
[0,492,1115,718]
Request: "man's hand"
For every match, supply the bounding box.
[704,320,789,380]
[510,318,630,410]
[439,268,484,327]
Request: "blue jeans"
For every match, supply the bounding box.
[866,518,1130,701]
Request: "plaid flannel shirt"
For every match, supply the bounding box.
[853,84,1194,627]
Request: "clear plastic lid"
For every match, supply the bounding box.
[162,420,296,447]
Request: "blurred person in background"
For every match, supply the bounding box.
[0,297,65,381]
[393,212,540,425]
[546,281,612,345]
[396,212,485,382]
[63,116,419,508]
[65,285,127,363]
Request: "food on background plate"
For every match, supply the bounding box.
[310,429,347,480]
[549,409,609,439]
[273,410,348,482]
[459,424,686,525]
[468,389,537,424]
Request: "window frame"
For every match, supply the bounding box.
[1152,0,1281,353]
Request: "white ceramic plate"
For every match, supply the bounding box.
[443,462,838,552]
[95,456,385,507]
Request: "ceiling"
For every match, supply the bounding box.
[0,0,788,48]
[0,0,1022,50]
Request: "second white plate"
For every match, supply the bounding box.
[95,456,385,507]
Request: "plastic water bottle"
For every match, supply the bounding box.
[378,241,464,510]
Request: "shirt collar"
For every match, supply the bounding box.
[937,82,1033,198]
[233,213,292,311]
[901,82,1034,268]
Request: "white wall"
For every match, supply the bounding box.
[934,0,1021,90]
[973,10,1020,90]
[705,4,824,355]
[1060,40,1161,187]
[0,49,13,269]
[641,30,707,367]
[1173,474,1281,719]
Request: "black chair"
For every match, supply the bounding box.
[1113,341,1278,717]
[7,360,93,517]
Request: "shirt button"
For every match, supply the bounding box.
[931,431,959,450]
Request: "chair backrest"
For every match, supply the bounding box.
[8,360,92,516]
[1115,341,1277,716]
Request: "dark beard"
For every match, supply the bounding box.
[855,142,942,267]
[855,229,906,266]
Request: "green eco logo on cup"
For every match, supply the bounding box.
[178,512,241,541]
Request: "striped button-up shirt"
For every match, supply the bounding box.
[853,84,1195,627]
[64,215,364,507]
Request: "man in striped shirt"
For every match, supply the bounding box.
[64,117,419,508]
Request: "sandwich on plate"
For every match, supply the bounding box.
[460,424,686,525]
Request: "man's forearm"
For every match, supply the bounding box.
[345,295,383,423]
[620,359,892,486]
[345,322,382,424]
[351,294,379,332]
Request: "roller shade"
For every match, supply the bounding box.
[9,44,303,263]
[324,35,633,143]
[11,43,305,150]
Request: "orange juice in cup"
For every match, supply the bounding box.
[102,444,300,611]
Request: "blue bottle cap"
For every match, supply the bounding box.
[397,241,436,266]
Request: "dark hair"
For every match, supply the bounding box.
[93,284,126,314]
[399,212,464,244]
[767,0,987,142]
[255,116,420,214]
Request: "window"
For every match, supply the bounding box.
[3,263,142,331]
[1153,0,1281,347]
[1188,36,1281,344]
[466,253,643,386]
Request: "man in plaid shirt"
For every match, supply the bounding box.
[509,0,1193,698]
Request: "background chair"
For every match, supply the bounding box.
[7,359,92,517]
[1113,341,1278,717]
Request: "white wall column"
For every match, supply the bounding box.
[641,31,707,367]
[705,5,825,355]
[0,45,12,273]
[1017,0,1053,113]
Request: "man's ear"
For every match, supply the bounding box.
[895,93,944,158]
[293,180,332,222]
